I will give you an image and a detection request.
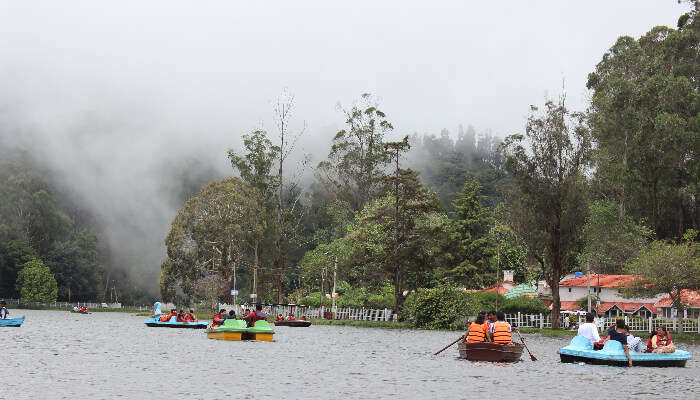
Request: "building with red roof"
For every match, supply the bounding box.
[654,289,700,319]
[557,274,665,318]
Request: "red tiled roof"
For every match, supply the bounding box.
[654,289,700,308]
[597,302,659,314]
[560,274,640,288]
[462,281,515,294]
[550,301,659,313]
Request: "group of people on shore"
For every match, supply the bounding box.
[465,311,519,344]
[211,304,268,328]
[577,312,676,366]
[158,309,198,323]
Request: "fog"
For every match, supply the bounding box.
[0,1,687,295]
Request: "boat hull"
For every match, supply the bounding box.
[558,335,691,368]
[457,342,524,362]
[273,321,311,327]
[207,319,274,341]
[206,331,274,341]
[0,316,25,327]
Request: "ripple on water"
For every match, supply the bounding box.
[2,310,700,399]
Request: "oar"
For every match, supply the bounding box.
[515,330,537,361]
[434,334,465,356]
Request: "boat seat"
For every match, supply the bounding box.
[601,340,624,354]
[570,335,593,350]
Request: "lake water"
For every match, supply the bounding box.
[2,310,699,399]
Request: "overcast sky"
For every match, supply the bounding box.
[0,1,688,143]
[0,1,689,292]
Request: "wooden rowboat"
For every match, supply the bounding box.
[457,341,524,362]
[273,320,311,327]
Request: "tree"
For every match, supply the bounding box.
[194,273,229,312]
[317,93,393,211]
[502,95,591,329]
[160,177,266,302]
[16,258,58,303]
[624,231,700,312]
[348,169,447,317]
[587,19,700,238]
[439,176,494,288]
[0,239,37,298]
[581,200,653,273]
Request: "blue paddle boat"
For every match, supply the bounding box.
[0,316,25,327]
[144,302,208,329]
[558,335,691,367]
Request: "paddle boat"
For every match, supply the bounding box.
[207,318,275,341]
[0,316,25,327]
[273,319,311,327]
[144,302,208,329]
[558,335,691,367]
[457,341,524,362]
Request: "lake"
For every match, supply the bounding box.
[3,310,699,399]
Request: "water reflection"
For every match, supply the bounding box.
[2,310,699,399]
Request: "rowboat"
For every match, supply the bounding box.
[0,316,25,327]
[144,315,208,329]
[273,320,311,327]
[558,335,691,367]
[457,341,524,362]
[207,319,274,341]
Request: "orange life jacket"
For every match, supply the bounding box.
[466,322,486,343]
[492,321,512,344]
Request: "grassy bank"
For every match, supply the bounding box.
[12,305,148,313]
[308,319,412,329]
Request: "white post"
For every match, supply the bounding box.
[331,255,338,313]
[539,313,544,329]
[649,316,653,333]
[586,260,591,313]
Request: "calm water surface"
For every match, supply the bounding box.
[2,310,699,399]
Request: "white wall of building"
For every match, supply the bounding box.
[559,286,664,303]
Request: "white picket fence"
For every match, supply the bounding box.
[498,312,700,333]
[2,299,124,309]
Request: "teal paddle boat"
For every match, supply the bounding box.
[558,335,691,367]
[207,319,275,341]
[0,316,25,327]
[144,302,208,329]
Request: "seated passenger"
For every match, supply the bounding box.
[160,309,177,322]
[650,326,675,353]
[212,309,226,327]
[623,325,645,352]
[577,312,601,345]
[185,310,197,322]
[227,310,236,320]
[72,305,79,312]
[177,310,186,322]
[286,314,296,321]
[492,311,515,344]
[301,316,307,321]
[465,312,490,343]
[244,304,268,327]
[607,319,633,367]
[276,314,284,321]
[1,301,9,319]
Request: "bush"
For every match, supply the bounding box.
[298,282,395,309]
[408,286,549,330]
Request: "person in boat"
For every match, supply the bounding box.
[243,304,268,327]
[80,306,87,312]
[286,313,296,321]
[212,309,226,327]
[649,326,675,353]
[577,312,601,345]
[301,316,307,321]
[276,314,284,322]
[227,310,236,320]
[492,311,517,344]
[606,319,633,366]
[185,310,197,322]
[177,310,186,322]
[622,325,645,353]
[0,301,9,319]
[72,305,79,312]
[465,312,491,343]
[485,310,497,333]
[160,309,178,322]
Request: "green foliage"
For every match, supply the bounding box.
[0,239,38,298]
[16,258,58,303]
[299,282,395,309]
[581,200,652,273]
[624,233,700,309]
[407,285,547,330]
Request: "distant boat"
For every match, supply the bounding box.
[274,320,311,327]
[143,301,207,329]
[0,316,25,327]
[207,319,274,341]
